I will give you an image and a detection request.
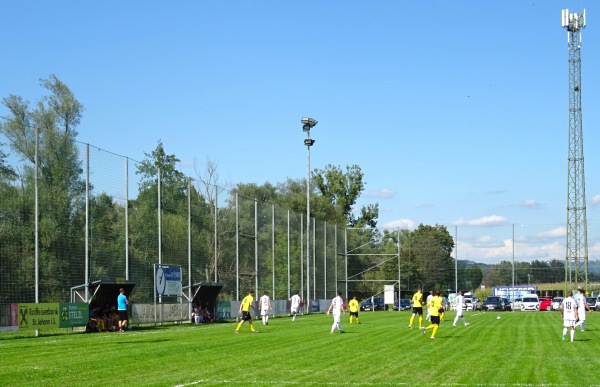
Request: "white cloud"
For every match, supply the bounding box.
[521,199,540,209]
[591,194,600,206]
[367,188,396,199]
[456,238,565,264]
[536,226,566,239]
[382,219,418,230]
[451,215,508,227]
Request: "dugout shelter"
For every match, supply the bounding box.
[183,282,223,320]
[71,279,136,307]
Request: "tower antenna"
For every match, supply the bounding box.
[562,8,588,291]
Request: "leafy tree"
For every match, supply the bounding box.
[0,74,86,302]
[86,193,126,280]
[467,264,483,290]
[403,224,455,292]
[0,146,16,181]
[312,164,379,227]
[130,141,212,299]
[484,261,513,287]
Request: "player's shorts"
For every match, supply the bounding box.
[291,306,299,314]
[456,310,464,317]
[564,318,576,327]
[241,311,253,321]
[350,311,359,317]
[412,307,423,315]
[260,309,268,316]
[118,310,128,321]
[431,315,441,325]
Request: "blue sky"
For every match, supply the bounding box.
[1,1,599,264]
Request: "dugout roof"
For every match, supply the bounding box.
[183,282,223,310]
[71,279,136,307]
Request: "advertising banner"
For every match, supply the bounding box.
[59,303,89,328]
[155,265,182,296]
[18,303,88,330]
[493,286,538,300]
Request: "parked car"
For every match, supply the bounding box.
[551,297,564,311]
[360,297,388,311]
[539,297,552,311]
[501,298,512,311]
[586,296,597,310]
[596,296,600,311]
[521,294,540,311]
[483,296,504,311]
[512,298,523,310]
[393,298,412,311]
[464,297,480,311]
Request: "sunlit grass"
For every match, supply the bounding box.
[1,310,598,386]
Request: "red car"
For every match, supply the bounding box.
[539,297,552,311]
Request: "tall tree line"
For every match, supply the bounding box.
[3,75,570,305]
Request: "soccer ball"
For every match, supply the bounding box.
[496,316,501,320]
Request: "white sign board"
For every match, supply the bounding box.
[155,265,182,296]
[384,285,395,304]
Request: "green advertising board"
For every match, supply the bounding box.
[18,303,89,330]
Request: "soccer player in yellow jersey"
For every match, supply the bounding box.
[422,290,442,339]
[235,290,258,334]
[409,287,424,329]
[348,295,360,324]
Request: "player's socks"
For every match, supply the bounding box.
[570,330,575,341]
[236,322,243,331]
[432,325,439,337]
[418,316,423,327]
[250,323,256,331]
[409,315,414,327]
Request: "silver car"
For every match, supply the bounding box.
[551,297,563,311]
[464,297,480,311]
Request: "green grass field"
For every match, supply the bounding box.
[1,310,598,386]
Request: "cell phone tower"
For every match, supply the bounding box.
[562,8,588,290]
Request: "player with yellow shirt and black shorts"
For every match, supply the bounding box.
[421,290,442,339]
[409,287,424,329]
[235,289,258,334]
[348,295,360,324]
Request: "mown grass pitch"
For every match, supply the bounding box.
[0,310,598,386]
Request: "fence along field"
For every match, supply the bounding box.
[1,140,598,326]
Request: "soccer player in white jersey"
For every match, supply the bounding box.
[425,291,433,321]
[452,290,469,327]
[259,291,272,326]
[326,290,346,334]
[574,288,592,331]
[561,291,577,342]
[289,292,301,321]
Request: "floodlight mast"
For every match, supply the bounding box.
[562,9,588,292]
[301,117,317,308]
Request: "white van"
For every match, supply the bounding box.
[521,294,539,311]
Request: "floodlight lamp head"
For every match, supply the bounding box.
[304,138,315,147]
[301,117,318,131]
